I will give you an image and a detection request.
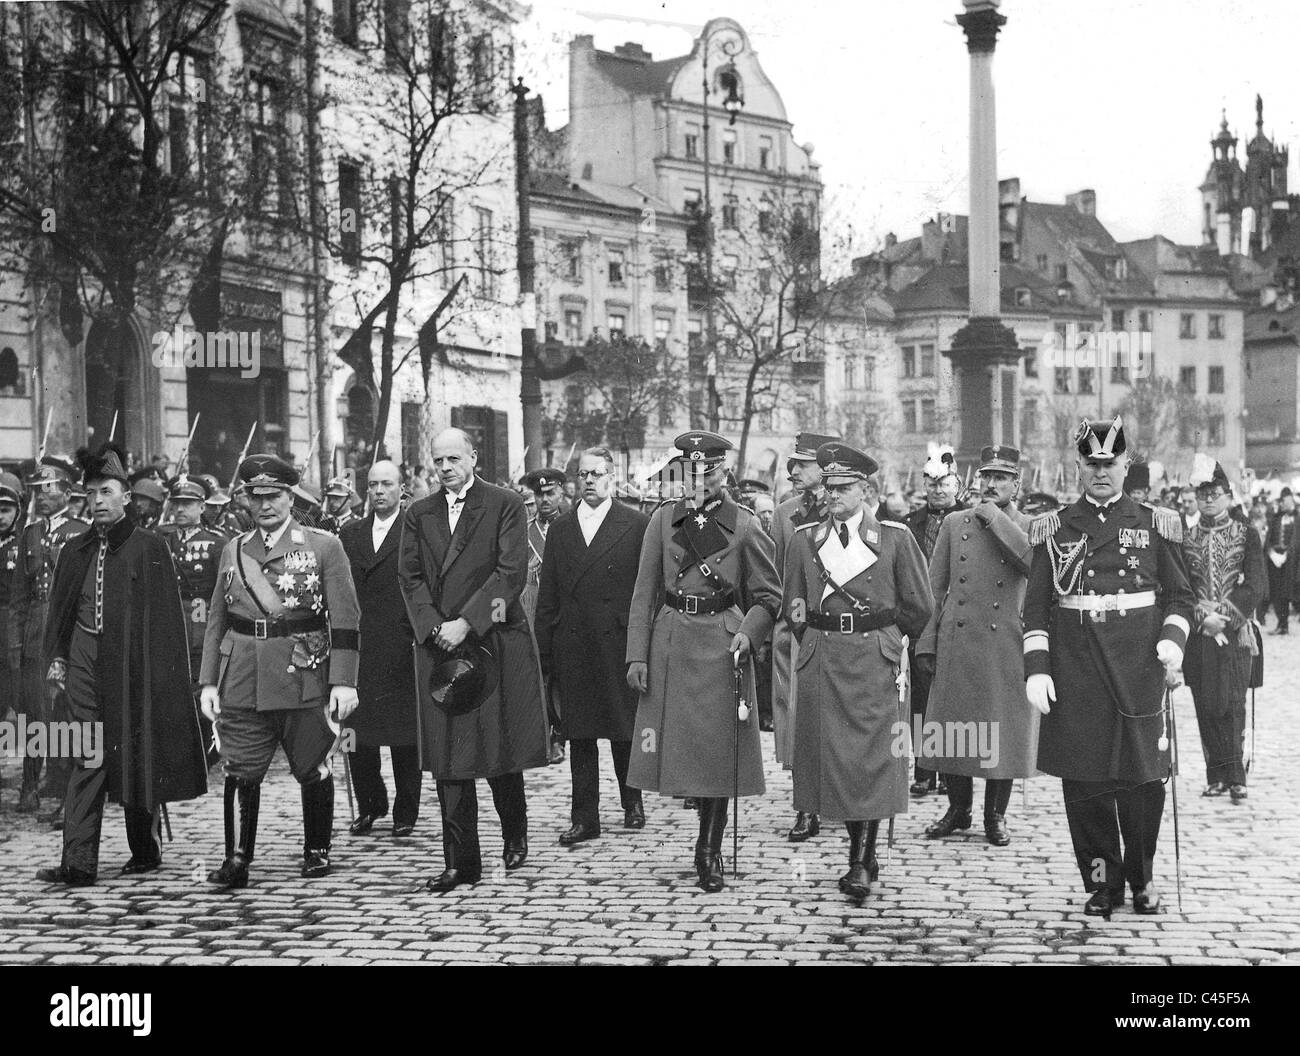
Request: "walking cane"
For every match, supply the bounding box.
[1248,687,1256,774]
[1160,685,1183,913]
[732,651,748,878]
[342,749,357,824]
[161,803,173,843]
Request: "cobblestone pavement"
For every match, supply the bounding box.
[3,629,1299,966]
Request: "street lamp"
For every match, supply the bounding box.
[700,29,744,431]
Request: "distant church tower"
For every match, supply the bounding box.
[1201,96,1295,257]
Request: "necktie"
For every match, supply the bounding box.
[264,532,274,550]
[839,522,850,548]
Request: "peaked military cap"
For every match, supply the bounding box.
[238,453,300,495]
[521,468,567,492]
[1075,416,1126,462]
[738,478,771,494]
[817,441,879,486]
[167,473,210,501]
[788,432,842,462]
[674,430,733,470]
[27,454,77,486]
[978,444,1021,474]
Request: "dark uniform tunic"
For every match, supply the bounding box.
[162,524,229,688]
[1182,513,1266,787]
[0,525,21,718]
[769,490,825,766]
[1024,494,1194,893]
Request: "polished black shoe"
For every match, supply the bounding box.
[1132,885,1162,915]
[348,811,385,836]
[301,849,331,878]
[1229,784,1248,802]
[909,780,931,797]
[759,716,774,732]
[624,803,646,829]
[17,787,39,813]
[426,867,481,893]
[392,822,416,838]
[984,813,1010,846]
[35,865,95,886]
[787,811,820,842]
[1202,781,1228,797]
[559,822,601,846]
[924,806,973,838]
[120,857,162,875]
[503,837,528,870]
[1083,889,1118,918]
[208,856,250,889]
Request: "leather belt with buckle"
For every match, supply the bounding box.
[665,590,735,616]
[230,614,328,639]
[806,608,898,633]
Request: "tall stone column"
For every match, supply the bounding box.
[944,0,1022,463]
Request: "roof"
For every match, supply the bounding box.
[1245,300,1300,343]
[821,272,895,322]
[1026,202,1121,254]
[891,263,1096,317]
[529,173,677,217]
[594,49,690,98]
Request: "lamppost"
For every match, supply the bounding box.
[699,27,744,431]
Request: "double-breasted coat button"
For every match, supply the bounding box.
[993,601,1000,609]
[996,580,1003,587]
[957,598,965,605]
[957,619,965,627]
[961,533,969,540]
[959,554,967,561]
[964,517,970,524]
[1087,569,1096,577]
[959,575,967,583]
[990,623,997,630]
[1118,569,1126,577]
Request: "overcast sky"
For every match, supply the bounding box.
[517,0,1300,270]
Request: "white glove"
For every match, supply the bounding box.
[1156,640,1184,688]
[199,685,221,723]
[1026,674,1055,715]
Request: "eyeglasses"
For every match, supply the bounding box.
[1196,490,1227,502]
[577,469,611,480]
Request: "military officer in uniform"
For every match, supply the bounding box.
[520,467,568,625]
[129,476,166,530]
[12,456,89,817]
[783,443,933,901]
[161,473,228,766]
[1182,455,1266,802]
[770,432,840,842]
[626,431,781,892]
[321,476,361,534]
[0,473,25,727]
[199,455,361,887]
[1024,418,1194,917]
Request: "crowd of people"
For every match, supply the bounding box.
[0,416,1281,920]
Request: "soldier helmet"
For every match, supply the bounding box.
[131,477,166,504]
[0,470,23,505]
[205,487,232,508]
[323,475,353,499]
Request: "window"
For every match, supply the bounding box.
[469,33,494,108]
[902,399,918,433]
[1209,313,1225,339]
[474,207,494,297]
[722,129,737,164]
[383,0,411,63]
[843,358,858,390]
[435,195,455,276]
[388,175,408,257]
[607,247,625,285]
[1077,367,1095,394]
[722,195,739,229]
[654,257,672,291]
[1054,367,1071,394]
[653,316,672,352]
[901,345,916,378]
[1021,398,1038,446]
[1014,287,1032,307]
[920,398,936,433]
[247,74,289,216]
[400,401,421,467]
[865,357,877,391]
[684,188,702,215]
[338,161,362,264]
[565,383,585,428]
[607,312,626,335]
[759,136,773,170]
[758,205,773,235]
[920,344,935,377]
[1055,263,1069,282]
[563,309,583,344]
[562,239,582,280]
[1180,365,1197,393]
[1207,415,1225,447]
[687,318,703,352]
[1110,308,1125,331]
[1023,346,1037,378]
[1209,365,1225,394]
[333,0,358,44]
[1180,313,1196,339]
[1035,254,1048,273]
[543,321,558,343]
[684,123,699,159]
[1138,310,1152,332]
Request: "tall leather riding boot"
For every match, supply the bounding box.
[209,779,260,889]
[301,776,334,877]
[699,798,728,892]
[864,820,880,883]
[19,754,42,812]
[839,821,871,898]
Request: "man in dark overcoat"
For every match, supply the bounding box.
[397,428,550,892]
[625,431,780,893]
[535,446,650,844]
[1265,488,1296,633]
[339,460,422,836]
[1024,417,1194,917]
[35,445,207,885]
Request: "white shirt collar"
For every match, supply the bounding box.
[262,519,291,550]
[578,497,612,520]
[835,508,865,535]
[445,474,475,503]
[1084,491,1123,510]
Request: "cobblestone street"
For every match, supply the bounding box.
[2,629,1298,966]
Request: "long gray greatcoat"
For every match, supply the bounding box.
[784,511,933,821]
[769,490,823,767]
[626,494,780,798]
[915,501,1038,779]
[397,478,550,780]
[534,500,649,741]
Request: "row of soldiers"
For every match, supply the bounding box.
[12,417,1265,918]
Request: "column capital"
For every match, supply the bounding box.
[957,4,1007,54]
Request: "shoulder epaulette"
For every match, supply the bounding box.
[878,519,907,530]
[1142,502,1183,544]
[1028,511,1061,547]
